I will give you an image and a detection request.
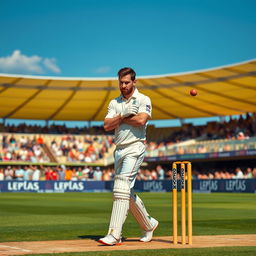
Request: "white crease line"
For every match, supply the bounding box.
[0,245,31,252]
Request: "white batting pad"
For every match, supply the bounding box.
[129,191,154,231]
[112,175,131,200]
[108,175,131,239]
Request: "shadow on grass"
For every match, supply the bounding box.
[78,235,102,241]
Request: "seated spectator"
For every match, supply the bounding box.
[32,166,41,180]
[65,168,73,180]
[51,168,59,180]
[0,168,4,180]
[87,167,95,180]
[165,169,173,180]
[102,168,113,181]
[156,165,165,180]
[15,166,24,180]
[237,132,248,140]
[45,167,52,180]
[81,166,90,180]
[23,166,33,180]
[251,167,256,178]
[151,168,158,180]
[57,166,65,180]
[71,168,78,181]
[233,167,244,179]
[4,166,14,180]
[244,167,253,179]
[94,167,102,181]
[197,173,208,179]
[37,136,44,145]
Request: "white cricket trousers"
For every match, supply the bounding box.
[114,141,145,188]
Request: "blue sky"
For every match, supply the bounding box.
[0,0,256,127]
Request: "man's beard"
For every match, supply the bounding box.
[122,86,134,97]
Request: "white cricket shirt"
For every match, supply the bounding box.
[105,88,152,146]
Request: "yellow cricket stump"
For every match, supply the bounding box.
[181,163,186,245]
[172,161,193,245]
[172,188,178,244]
[172,163,178,244]
[187,162,193,245]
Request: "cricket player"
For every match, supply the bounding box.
[98,67,159,246]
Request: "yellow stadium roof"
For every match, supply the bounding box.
[0,59,256,121]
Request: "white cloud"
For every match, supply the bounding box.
[93,66,111,74]
[0,50,61,74]
[43,58,61,73]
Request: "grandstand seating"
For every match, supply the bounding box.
[0,133,115,165]
[1,132,256,165]
[0,112,255,165]
[145,137,256,157]
[0,134,50,162]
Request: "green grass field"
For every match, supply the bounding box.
[24,247,256,256]
[0,192,256,256]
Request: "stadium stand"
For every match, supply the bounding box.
[0,133,115,165]
[0,112,256,180]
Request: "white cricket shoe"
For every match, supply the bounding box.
[98,234,122,246]
[140,217,159,242]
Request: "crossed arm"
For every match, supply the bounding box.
[104,113,150,132]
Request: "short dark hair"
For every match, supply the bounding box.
[118,67,136,81]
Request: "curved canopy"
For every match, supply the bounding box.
[0,59,256,121]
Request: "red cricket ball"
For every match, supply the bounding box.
[190,89,197,96]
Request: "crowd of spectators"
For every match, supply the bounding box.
[137,165,256,180]
[191,167,256,180]
[1,135,49,162]
[0,134,115,164]
[1,113,255,163]
[0,164,255,181]
[157,112,256,143]
[1,113,255,144]
[0,123,107,135]
[50,135,114,162]
[0,165,115,181]
[145,113,256,157]
[145,133,255,158]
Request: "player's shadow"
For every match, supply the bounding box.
[78,235,102,241]
[78,235,130,242]
[78,235,172,244]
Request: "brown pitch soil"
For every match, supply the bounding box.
[0,234,255,256]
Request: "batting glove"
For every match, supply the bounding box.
[122,104,138,118]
